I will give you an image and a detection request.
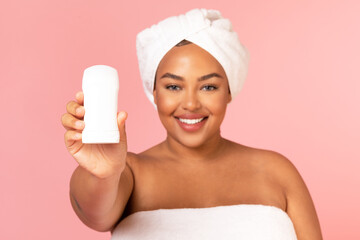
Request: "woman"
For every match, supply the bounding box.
[61,9,322,239]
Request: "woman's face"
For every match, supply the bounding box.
[153,43,231,148]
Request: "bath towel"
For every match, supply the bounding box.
[111,204,297,240]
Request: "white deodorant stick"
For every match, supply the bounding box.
[81,65,120,144]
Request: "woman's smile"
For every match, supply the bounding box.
[174,114,209,132]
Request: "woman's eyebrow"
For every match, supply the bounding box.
[160,72,223,81]
[160,73,184,80]
[198,73,223,81]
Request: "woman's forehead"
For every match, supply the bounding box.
[157,43,226,75]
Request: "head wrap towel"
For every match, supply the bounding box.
[136,8,250,107]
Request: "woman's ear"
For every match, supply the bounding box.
[153,88,157,105]
[227,86,232,103]
[153,78,157,105]
[152,75,157,105]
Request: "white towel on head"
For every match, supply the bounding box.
[136,8,250,108]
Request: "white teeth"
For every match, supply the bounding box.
[178,118,204,124]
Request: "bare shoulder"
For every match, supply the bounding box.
[231,142,298,179]
[124,151,138,172]
[247,148,311,203]
[125,143,161,164]
[122,151,144,185]
[241,145,323,239]
[238,146,303,195]
[250,148,300,187]
[124,142,164,174]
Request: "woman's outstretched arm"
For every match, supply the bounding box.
[62,91,134,231]
[69,160,134,232]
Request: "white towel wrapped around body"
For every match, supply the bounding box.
[136,8,250,107]
[111,204,298,240]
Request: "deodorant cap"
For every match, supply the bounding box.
[82,65,120,144]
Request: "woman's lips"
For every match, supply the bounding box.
[175,115,208,132]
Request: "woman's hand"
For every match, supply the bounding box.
[61,91,128,179]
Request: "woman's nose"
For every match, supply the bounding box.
[182,90,201,111]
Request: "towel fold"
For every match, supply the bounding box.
[136,8,250,107]
[111,204,297,240]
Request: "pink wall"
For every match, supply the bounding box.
[1,0,359,239]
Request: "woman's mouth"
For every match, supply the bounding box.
[178,117,205,124]
[175,115,208,132]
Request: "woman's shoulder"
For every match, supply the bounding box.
[231,143,322,238]
[124,142,165,170]
[229,141,302,186]
[228,140,289,161]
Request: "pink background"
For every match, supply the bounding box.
[1,0,359,239]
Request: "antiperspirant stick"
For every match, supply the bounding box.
[82,65,120,143]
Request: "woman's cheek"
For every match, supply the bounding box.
[205,95,228,114]
[157,92,178,112]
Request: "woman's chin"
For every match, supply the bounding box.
[167,132,219,150]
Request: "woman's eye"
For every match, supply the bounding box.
[201,85,218,91]
[166,85,181,91]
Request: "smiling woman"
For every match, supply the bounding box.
[62,8,323,240]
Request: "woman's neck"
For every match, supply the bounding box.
[162,131,229,164]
